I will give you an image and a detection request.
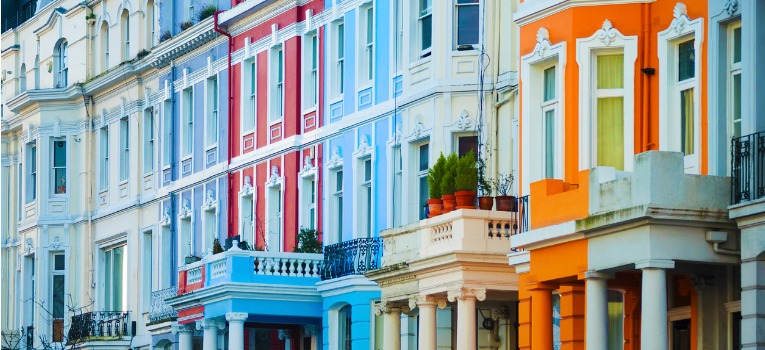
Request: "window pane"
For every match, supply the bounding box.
[458,136,478,159]
[104,250,112,309]
[419,144,429,172]
[366,8,373,44]
[113,246,124,311]
[421,15,432,51]
[338,24,344,56]
[544,109,555,178]
[733,27,741,64]
[456,4,479,46]
[336,171,343,192]
[597,97,624,170]
[54,141,66,167]
[678,40,695,81]
[543,67,556,102]
[419,176,429,219]
[54,168,66,194]
[53,275,64,318]
[733,74,741,138]
[54,255,64,270]
[364,159,372,182]
[681,88,694,155]
[597,54,624,89]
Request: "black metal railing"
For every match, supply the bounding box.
[2,3,36,33]
[731,131,765,204]
[510,195,530,252]
[149,287,178,324]
[321,237,383,280]
[67,311,130,343]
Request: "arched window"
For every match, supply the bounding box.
[19,63,26,93]
[338,305,351,350]
[55,40,68,87]
[100,22,109,71]
[147,0,155,48]
[121,10,130,60]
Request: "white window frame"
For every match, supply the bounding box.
[101,243,128,311]
[185,0,194,21]
[658,6,703,174]
[25,141,37,203]
[269,46,285,124]
[119,116,130,182]
[266,171,284,252]
[726,21,742,172]
[387,140,403,228]
[331,21,345,99]
[51,138,67,195]
[141,229,152,310]
[101,23,109,72]
[147,0,156,48]
[241,56,257,135]
[354,156,373,238]
[201,188,218,256]
[327,165,344,244]
[56,41,68,87]
[415,142,429,221]
[417,0,433,58]
[178,199,194,264]
[453,0,480,49]
[358,5,375,87]
[299,161,318,230]
[162,100,172,169]
[302,33,319,111]
[181,88,194,158]
[143,107,155,175]
[205,76,219,148]
[576,20,638,172]
[122,10,130,60]
[100,126,109,190]
[540,65,559,179]
[238,176,255,244]
[390,0,405,75]
[50,252,66,343]
[520,30,566,194]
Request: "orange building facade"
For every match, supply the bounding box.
[509,1,744,350]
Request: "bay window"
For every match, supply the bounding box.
[418,143,429,220]
[595,54,625,170]
[25,142,36,202]
[418,0,433,57]
[52,139,66,194]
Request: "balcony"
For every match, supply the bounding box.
[321,237,383,280]
[148,287,178,324]
[2,3,36,33]
[67,311,131,344]
[731,131,765,204]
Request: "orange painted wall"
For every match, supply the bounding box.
[529,170,589,229]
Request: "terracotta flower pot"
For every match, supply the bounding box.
[455,190,477,209]
[495,195,517,212]
[442,194,456,213]
[478,196,494,210]
[427,198,444,218]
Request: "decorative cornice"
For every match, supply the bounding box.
[195,319,225,331]
[416,295,448,309]
[374,300,410,316]
[151,18,220,68]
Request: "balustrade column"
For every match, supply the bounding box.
[172,323,195,350]
[197,319,225,350]
[637,260,673,350]
[226,313,248,350]
[447,288,486,350]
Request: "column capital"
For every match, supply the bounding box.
[580,270,614,280]
[375,300,410,316]
[635,259,675,270]
[171,323,195,335]
[226,312,248,323]
[447,287,486,302]
[415,295,448,309]
[196,319,225,331]
[303,324,319,336]
[278,329,291,340]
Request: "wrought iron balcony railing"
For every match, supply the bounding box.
[149,287,178,324]
[67,311,130,343]
[321,237,383,281]
[2,3,36,33]
[731,131,765,204]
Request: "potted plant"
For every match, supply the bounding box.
[212,237,224,254]
[85,13,96,26]
[441,153,458,213]
[477,162,494,210]
[294,228,323,253]
[454,150,478,209]
[159,29,172,42]
[197,4,218,22]
[184,254,201,264]
[179,20,194,31]
[494,172,516,212]
[427,153,446,217]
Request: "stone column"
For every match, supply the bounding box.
[279,329,292,350]
[584,271,611,350]
[448,288,486,350]
[558,285,585,349]
[172,323,195,350]
[529,284,555,350]
[196,319,225,350]
[226,313,248,350]
[637,259,674,350]
[376,301,408,350]
[416,295,447,350]
[303,325,320,350]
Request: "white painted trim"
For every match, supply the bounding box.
[576,19,638,172]
[657,3,704,174]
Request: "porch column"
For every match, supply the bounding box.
[196,319,225,350]
[448,287,486,350]
[279,329,292,350]
[637,259,674,350]
[226,313,248,350]
[584,271,611,350]
[303,325,320,350]
[377,301,407,350]
[741,256,765,349]
[529,284,555,350]
[172,323,195,350]
[417,295,446,350]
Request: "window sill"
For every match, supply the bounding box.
[450,48,480,57]
[119,179,128,186]
[301,106,318,115]
[99,188,108,194]
[409,55,432,69]
[268,119,283,127]
[205,143,218,152]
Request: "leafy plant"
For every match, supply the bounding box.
[212,237,224,254]
[494,172,515,196]
[440,153,458,195]
[136,49,149,60]
[294,228,323,253]
[85,13,96,20]
[454,150,478,192]
[159,29,172,42]
[197,4,218,22]
[179,20,194,31]
[427,153,447,199]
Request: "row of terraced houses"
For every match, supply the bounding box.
[1,0,764,349]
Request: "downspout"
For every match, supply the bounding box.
[213,11,233,168]
[641,3,652,151]
[80,85,94,294]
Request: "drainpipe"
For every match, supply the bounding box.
[641,3,652,151]
[213,11,233,169]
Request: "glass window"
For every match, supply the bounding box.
[338,305,352,350]
[144,108,155,172]
[542,65,558,179]
[678,40,695,82]
[337,23,345,95]
[207,77,219,145]
[457,135,478,159]
[418,143,429,220]
[26,142,36,202]
[53,140,66,194]
[52,253,65,342]
[607,290,624,350]
[183,89,194,156]
[362,158,373,238]
[680,88,694,155]
[595,54,625,170]
[543,66,556,102]
[334,170,344,242]
[729,24,742,144]
[104,246,126,311]
[392,146,402,226]
[455,0,479,47]
[100,127,109,189]
[309,179,316,229]
[120,117,129,181]
[365,7,374,81]
[419,0,433,54]
[58,41,68,87]
[122,11,130,60]
[273,49,284,120]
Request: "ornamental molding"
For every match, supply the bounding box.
[452,110,475,130]
[303,325,319,336]
[266,166,282,187]
[171,323,195,334]
[531,27,553,59]
[278,329,291,340]
[375,300,411,316]
[598,19,618,46]
[447,287,487,302]
[23,238,33,255]
[239,176,254,198]
[416,295,448,309]
[178,199,192,220]
[670,2,691,34]
[49,235,62,250]
[325,146,343,170]
[724,0,739,16]
[353,134,372,158]
[298,155,315,178]
[225,312,248,322]
[160,206,172,227]
[201,189,217,212]
[195,319,225,331]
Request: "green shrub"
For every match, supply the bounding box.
[197,4,218,22]
[427,153,446,199]
[213,237,224,254]
[294,228,322,253]
[441,153,458,195]
[455,150,477,192]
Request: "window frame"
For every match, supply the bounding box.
[181,88,194,158]
[266,180,284,252]
[357,157,373,238]
[269,46,285,124]
[102,244,127,311]
[302,33,319,110]
[25,142,37,203]
[726,21,742,173]
[119,116,130,182]
[331,21,346,99]
[143,107,155,175]
[330,168,344,244]
[241,57,257,134]
[56,40,68,88]
[51,138,67,195]
[417,0,433,58]
[100,126,109,190]
[453,0,480,49]
[417,142,429,220]
[205,75,219,148]
[358,6,375,86]
[50,253,65,343]
[122,10,130,60]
